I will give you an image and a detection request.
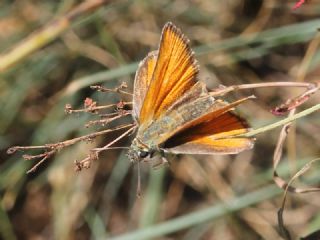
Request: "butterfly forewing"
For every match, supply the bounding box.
[139,22,199,127]
[133,51,158,120]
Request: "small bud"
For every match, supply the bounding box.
[65,104,73,114]
[7,147,18,154]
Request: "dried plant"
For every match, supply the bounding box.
[7,81,319,176]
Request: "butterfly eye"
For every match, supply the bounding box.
[139,150,149,158]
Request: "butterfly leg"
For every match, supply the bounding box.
[152,150,171,169]
[152,157,169,169]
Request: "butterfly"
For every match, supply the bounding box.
[128,22,254,164]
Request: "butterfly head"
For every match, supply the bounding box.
[127,138,154,163]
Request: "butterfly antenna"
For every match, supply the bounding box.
[136,160,142,198]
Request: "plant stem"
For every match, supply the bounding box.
[240,103,320,137]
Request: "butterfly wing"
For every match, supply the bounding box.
[163,111,254,154]
[164,136,253,155]
[132,51,158,120]
[166,96,254,139]
[139,22,199,127]
[138,94,253,146]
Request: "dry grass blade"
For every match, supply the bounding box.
[0,0,110,72]
[278,156,320,240]
[272,109,320,239]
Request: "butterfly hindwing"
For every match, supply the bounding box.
[163,111,254,154]
[165,136,253,155]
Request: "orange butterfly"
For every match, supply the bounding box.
[6,22,255,178]
[128,22,254,163]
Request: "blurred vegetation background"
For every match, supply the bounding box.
[1,0,320,239]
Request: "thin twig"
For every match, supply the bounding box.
[92,125,137,152]
[75,125,137,171]
[7,124,136,173]
[99,112,123,117]
[236,103,320,138]
[65,102,132,114]
[271,84,319,115]
[8,124,134,154]
[57,124,135,148]
[7,145,53,154]
[85,111,132,127]
[91,83,133,96]
[209,81,316,97]
[26,150,55,174]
